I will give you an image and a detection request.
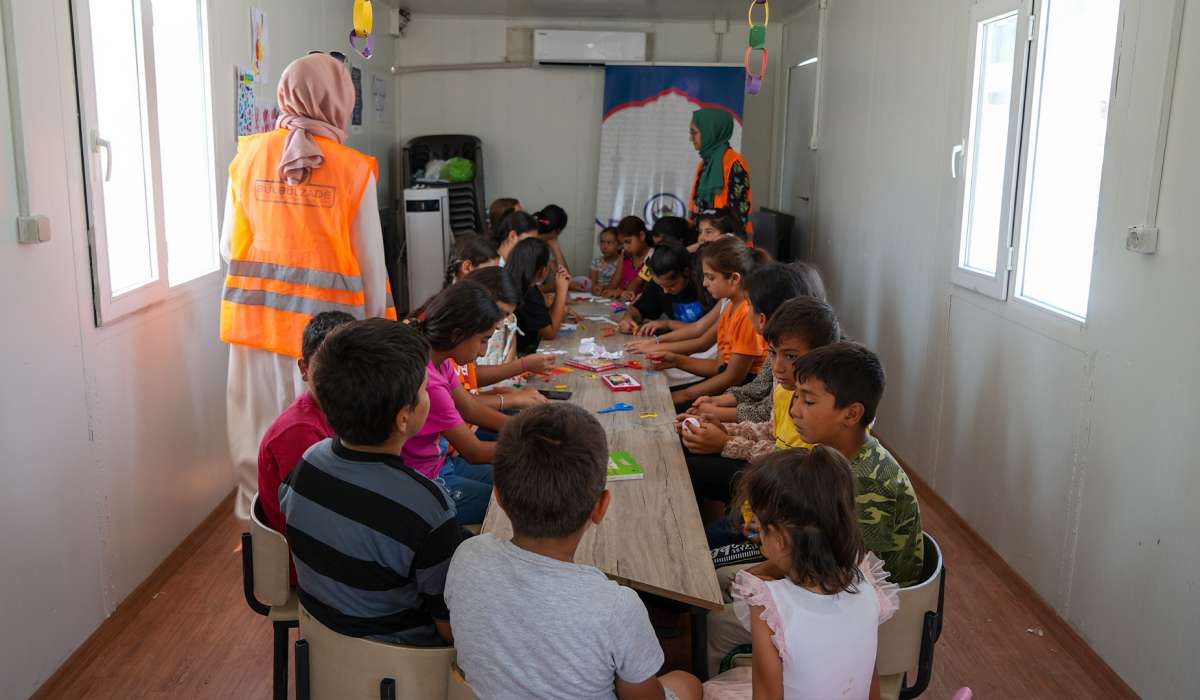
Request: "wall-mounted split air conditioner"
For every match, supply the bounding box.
[533,30,647,65]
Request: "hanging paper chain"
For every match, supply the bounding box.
[349,0,375,59]
[745,0,769,95]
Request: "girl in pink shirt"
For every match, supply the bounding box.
[401,280,507,523]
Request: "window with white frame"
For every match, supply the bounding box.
[951,0,1122,321]
[73,0,218,324]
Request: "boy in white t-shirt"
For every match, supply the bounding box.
[445,404,701,700]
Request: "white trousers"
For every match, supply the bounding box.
[227,344,304,520]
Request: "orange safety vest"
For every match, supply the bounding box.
[220,129,395,357]
[689,148,754,235]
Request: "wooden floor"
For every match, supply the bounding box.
[33,478,1140,700]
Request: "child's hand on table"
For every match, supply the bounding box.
[522,353,557,373]
[617,317,639,335]
[679,416,728,454]
[624,338,657,354]
[646,351,681,370]
[635,319,670,336]
[508,388,549,408]
[618,289,638,302]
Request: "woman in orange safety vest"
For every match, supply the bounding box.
[219,53,394,519]
[688,108,754,239]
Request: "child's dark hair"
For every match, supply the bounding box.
[408,280,502,351]
[535,204,568,234]
[792,342,885,427]
[697,208,745,239]
[700,236,771,280]
[647,240,692,278]
[652,216,691,244]
[597,227,618,244]
[789,261,827,301]
[616,215,648,239]
[738,447,865,594]
[301,311,356,363]
[505,237,551,296]
[494,403,608,538]
[746,262,817,321]
[444,233,498,287]
[491,210,539,248]
[763,297,841,350]
[312,319,430,446]
[487,197,520,234]
[463,266,520,308]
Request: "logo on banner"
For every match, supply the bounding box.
[643,193,687,224]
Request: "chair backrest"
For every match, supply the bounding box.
[299,606,456,700]
[876,533,944,676]
[447,662,480,700]
[249,495,293,607]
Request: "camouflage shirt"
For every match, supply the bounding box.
[852,436,925,587]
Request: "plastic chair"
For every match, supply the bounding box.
[718,533,947,700]
[294,605,458,700]
[877,533,946,700]
[241,495,301,700]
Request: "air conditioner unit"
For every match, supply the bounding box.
[533,30,646,65]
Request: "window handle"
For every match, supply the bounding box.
[92,130,112,182]
[951,143,964,179]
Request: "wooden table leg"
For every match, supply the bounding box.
[690,607,709,681]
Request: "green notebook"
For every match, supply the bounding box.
[607,451,644,481]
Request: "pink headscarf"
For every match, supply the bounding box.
[274,54,355,185]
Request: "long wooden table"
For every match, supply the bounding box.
[482,299,723,677]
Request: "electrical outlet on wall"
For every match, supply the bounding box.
[1126,226,1159,255]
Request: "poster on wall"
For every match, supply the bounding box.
[235,66,281,138]
[595,65,745,231]
[235,67,256,137]
[350,66,364,131]
[250,7,269,82]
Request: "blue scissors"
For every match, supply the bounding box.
[597,402,635,415]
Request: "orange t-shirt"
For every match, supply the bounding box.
[716,298,768,375]
[450,360,479,393]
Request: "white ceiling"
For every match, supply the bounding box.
[393,0,810,21]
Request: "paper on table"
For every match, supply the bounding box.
[579,338,624,360]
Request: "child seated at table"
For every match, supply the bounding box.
[702,448,899,700]
[687,262,827,425]
[788,342,925,585]
[445,404,702,700]
[679,295,841,514]
[687,208,743,253]
[443,233,499,287]
[401,280,509,524]
[617,241,709,335]
[280,319,461,646]
[606,216,654,301]
[590,227,623,294]
[448,267,552,412]
[258,311,355,538]
[642,237,772,412]
[510,237,571,355]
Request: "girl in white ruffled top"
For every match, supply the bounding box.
[703,446,900,700]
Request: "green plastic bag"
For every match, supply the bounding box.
[443,157,475,183]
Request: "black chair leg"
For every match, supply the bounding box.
[273,622,289,700]
[295,639,310,700]
[380,677,397,700]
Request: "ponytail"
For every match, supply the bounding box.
[414,280,503,351]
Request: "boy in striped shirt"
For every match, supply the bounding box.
[280,319,462,645]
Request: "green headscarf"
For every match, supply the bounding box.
[692,108,734,207]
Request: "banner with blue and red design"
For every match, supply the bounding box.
[595,65,745,231]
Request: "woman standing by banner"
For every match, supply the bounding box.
[688,108,753,237]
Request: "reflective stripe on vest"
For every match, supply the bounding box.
[220,129,392,357]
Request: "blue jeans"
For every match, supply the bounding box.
[436,456,494,525]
